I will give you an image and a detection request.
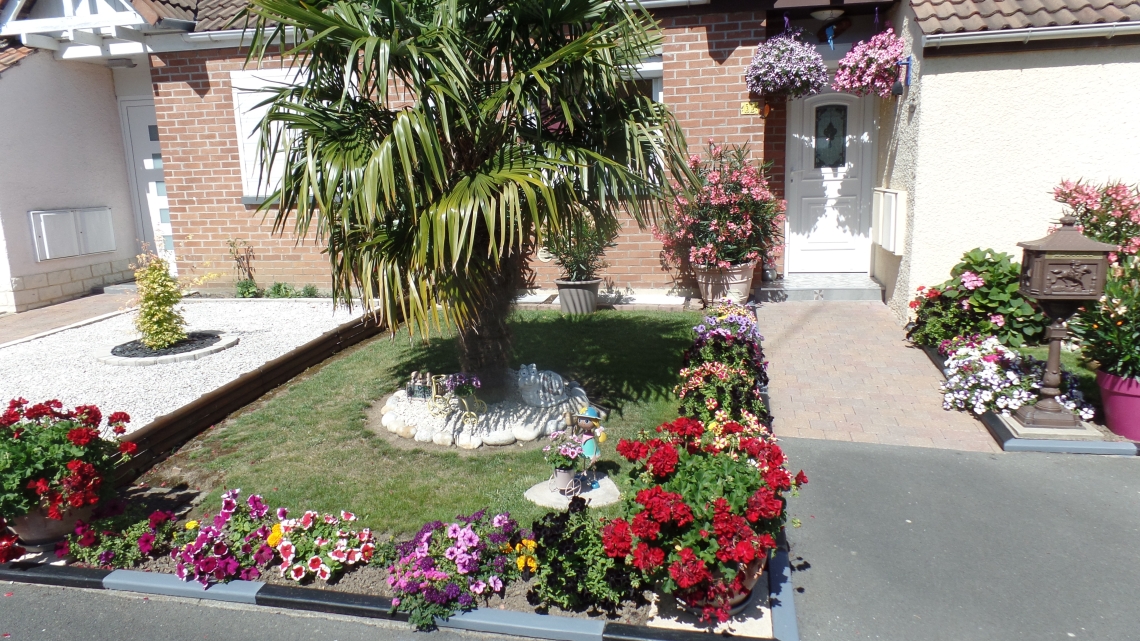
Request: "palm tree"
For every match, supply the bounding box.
[244,0,686,389]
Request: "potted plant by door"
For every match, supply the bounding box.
[544,218,617,315]
[745,27,828,102]
[655,142,786,305]
[0,400,134,547]
[542,430,585,494]
[1073,258,1140,438]
[831,28,906,98]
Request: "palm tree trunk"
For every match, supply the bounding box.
[457,252,528,393]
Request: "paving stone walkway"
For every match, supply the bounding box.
[0,292,134,345]
[756,301,1001,453]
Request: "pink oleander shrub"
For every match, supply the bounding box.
[654,142,786,271]
[1054,180,1140,265]
[832,28,905,98]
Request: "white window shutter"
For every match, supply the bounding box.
[230,68,301,202]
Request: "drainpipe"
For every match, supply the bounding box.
[924,21,1140,48]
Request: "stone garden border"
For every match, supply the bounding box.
[96,333,240,367]
[0,541,799,641]
[917,345,1139,456]
[113,314,385,484]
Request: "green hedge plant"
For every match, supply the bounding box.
[134,253,187,350]
[907,249,1047,348]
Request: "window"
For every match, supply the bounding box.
[30,207,115,261]
[631,56,663,103]
[814,105,847,169]
[230,68,303,204]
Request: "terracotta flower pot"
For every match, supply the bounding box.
[555,279,602,315]
[693,263,755,304]
[1096,370,1140,440]
[9,505,94,547]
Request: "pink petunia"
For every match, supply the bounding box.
[290,564,306,581]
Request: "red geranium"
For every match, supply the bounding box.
[119,441,138,455]
[646,442,679,477]
[631,511,661,540]
[615,439,649,462]
[764,467,791,491]
[632,542,665,571]
[0,518,25,563]
[601,518,633,558]
[795,470,808,486]
[745,486,783,522]
[66,428,99,447]
[668,548,712,589]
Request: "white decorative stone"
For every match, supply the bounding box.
[512,423,543,442]
[396,423,416,439]
[457,434,482,450]
[414,426,434,442]
[380,403,394,416]
[381,413,403,433]
[433,431,454,446]
[517,364,568,407]
[483,430,517,446]
[544,418,561,436]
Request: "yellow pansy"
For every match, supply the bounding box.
[267,523,283,547]
[520,539,537,553]
[185,520,199,530]
[516,554,538,572]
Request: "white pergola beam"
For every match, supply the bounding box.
[0,0,28,27]
[64,28,104,47]
[0,12,145,36]
[112,25,146,43]
[20,32,60,50]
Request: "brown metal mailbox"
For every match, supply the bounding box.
[1017,216,1115,302]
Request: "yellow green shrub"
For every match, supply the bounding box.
[134,254,186,349]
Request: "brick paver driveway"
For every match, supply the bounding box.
[755,301,1000,453]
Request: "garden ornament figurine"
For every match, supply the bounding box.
[517,364,569,407]
[574,406,606,465]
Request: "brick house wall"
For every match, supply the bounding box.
[151,10,780,296]
[150,49,330,293]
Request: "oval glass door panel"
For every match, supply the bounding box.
[814,105,847,169]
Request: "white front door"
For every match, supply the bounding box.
[122,100,176,269]
[784,92,875,273]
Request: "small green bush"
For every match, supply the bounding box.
[236,279,261,298]
[907,249,1047,348]
[542,219,617,282]
[300,284,319,298]
[135,254,186,349]
[530,497,640,612]
[264,282,320,298]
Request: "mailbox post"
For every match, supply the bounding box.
[1014,216,1115,429]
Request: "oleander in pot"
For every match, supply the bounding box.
[544,218,617,315]
[0,400,135,546]
[608,416,806,623]
[1071,258,1140,438]
[655,142,786,305]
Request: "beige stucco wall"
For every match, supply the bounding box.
[0,52,139,312]
[876,16,1140,322]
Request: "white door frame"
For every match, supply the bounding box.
[783,90,877,274]
[118,95,157,252]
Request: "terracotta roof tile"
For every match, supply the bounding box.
[0,38,34,77]
[192,0,251,31]
[130,0,197,24]
[911,0,1140,34]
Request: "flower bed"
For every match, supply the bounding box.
[939,335,1094,419]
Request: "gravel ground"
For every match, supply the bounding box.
[0,299,360,431]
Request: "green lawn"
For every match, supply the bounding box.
[1017,346,1101,408]
[143,310,700,536]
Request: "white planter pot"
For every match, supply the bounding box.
[693,263,756,304]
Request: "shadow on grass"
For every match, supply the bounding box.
[393,310,700,414]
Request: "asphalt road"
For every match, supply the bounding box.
[780,437,1140,641]
[0,583,516,641]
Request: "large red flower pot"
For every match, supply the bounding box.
[1096,370,1140,440]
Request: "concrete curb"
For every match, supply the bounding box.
[0,562,793,641]
[981,411,1139,456]
[97,334,240,367]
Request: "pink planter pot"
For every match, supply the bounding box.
[1096,370,1140,440]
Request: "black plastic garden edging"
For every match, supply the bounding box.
[0,548,800,641]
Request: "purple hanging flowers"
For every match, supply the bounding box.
[745,28,827,100]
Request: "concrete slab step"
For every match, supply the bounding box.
[756,273,884,303]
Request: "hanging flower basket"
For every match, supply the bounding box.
[745,28,827,101]
[832,28,905,98]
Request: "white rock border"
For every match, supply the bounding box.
[97,333,240,367]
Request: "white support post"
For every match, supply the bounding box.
[0,0,27,29]
[19,32,60,50]
[61,0,74,18]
